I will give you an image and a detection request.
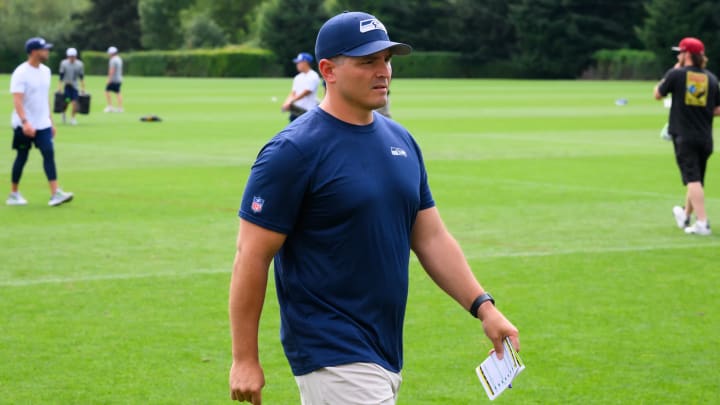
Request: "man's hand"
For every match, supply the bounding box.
[478,304,520,360]
[22,121,36,137]
[229,360,265,404]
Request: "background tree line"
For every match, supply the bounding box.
[1,0,720,77]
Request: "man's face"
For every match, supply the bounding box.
[331,49,392,111]
[677,51,685,67]
[35,48,50,62]
[296,61,309,73]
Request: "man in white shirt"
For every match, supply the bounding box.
[282,52,321,121]
[7,37,73,207]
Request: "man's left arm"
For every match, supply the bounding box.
[79,64,86,93]
[282,90,311,111]
[411,207,519,357]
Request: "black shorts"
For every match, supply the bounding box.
[12,126,54,151]
[106,82,122,93]
[64,84,79,101]
[672,135,713,185]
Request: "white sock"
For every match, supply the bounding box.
[696,220,708,227]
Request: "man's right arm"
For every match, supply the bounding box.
[12,92,35,137]
[229,219,286,404]
[654,69,676,100]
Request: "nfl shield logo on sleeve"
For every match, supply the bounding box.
[251,196,265,213]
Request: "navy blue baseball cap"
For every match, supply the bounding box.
[25,37,53,54]
[292,52,314,63]
[315,11,411,61]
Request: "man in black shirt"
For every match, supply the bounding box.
[655,37,720,236]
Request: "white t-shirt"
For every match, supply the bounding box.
[109,55,123,83]
[10,62,52,129]
[291,69,321,111]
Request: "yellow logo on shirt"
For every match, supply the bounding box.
[685,71,708,107]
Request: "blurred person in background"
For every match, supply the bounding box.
[655,37,720,235]
[58,47,85,125]
[104,46,123,112]
[282,52,321,122]
[7,37,74,207]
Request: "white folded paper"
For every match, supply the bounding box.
[475,337,525,400]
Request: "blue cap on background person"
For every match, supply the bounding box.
[315,11,412,61]
[25,37,53,54]
[293,52,314,64]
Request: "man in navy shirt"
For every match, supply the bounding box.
[229,11,520,404]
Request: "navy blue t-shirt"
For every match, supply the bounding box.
[239,108,435,376]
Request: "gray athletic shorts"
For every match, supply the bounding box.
[295,362,402,405]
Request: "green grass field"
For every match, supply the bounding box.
[1,75,718,404]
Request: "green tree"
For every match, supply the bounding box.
[450,0,515,62]
[183,11,228,49]
[329,0,458,51]
[257,0,329,75]
[138,0,193,50]
[0,0,88,71]
[637,0,720,69]
[195,0,264,44]
[68,0,142,52]
[509,0,645,78]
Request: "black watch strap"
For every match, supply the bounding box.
[469,292,495,318]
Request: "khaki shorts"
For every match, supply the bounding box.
[295,362,402,405]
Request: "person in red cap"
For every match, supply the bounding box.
[654,37,720,235]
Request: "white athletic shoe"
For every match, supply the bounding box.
[684,221,711,236]
[48,189,74,207]
[6,192,28,206]
[672,206,689,229]
[70,118,78,126]
[104,106,113,113]
[115,107,124,113]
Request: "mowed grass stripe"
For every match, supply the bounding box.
[1,76,718,403]
[2,239,719,287]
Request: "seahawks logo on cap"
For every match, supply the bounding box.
[359,19,387,34]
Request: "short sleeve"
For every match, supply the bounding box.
[59,61,65,75]
[239,136,311,234]
[296,74,317,94]
[308,73,320,92]
[409,135,435,210]
[9,69,25,94]
[657,68,677,97]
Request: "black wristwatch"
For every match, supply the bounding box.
[469,293,495,318]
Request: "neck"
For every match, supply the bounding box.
[27,57,41,67]
[319,96,374,126]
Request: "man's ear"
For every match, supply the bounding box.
[318,59,336,84]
